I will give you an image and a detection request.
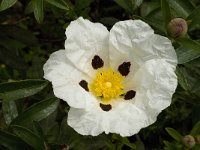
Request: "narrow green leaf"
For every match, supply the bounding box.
[167,0,194,18]
[177,38,200,53]
[144,9,166,34]
[190,121,200,135]
[32,0,44,23]
[33,121,45,140]
[176,67,190,91]
[11,97,59,126]
[0,0,17,11]
[45,0,69,10]
[161,0,171,27]
[141,2,160,17]
[2,101,18,125]
[12,125,45,150]
[0,130,32,150]
[165,127,183,142]
[187,6,200,29]
[176,46,200,64]
[0,79,48,101]
[121,137,136,149]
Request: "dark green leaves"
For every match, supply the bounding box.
[175,39,200,64]
[190,121,200,135]
[161,0,171,27]
[165,128,183,142]
[45,0,69,10]
[0,80,48,101]
[2,101,18,125]
[0,130,32,150]
[12,125,45,150]
[115,0,143,13]
[11,97,59,126]
[176,46,200,64]
[167,0,194,18]
[187,6,200,29]
[32,0,44,24]
[0,0,17,11]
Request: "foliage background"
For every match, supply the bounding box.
[0,0,200,149]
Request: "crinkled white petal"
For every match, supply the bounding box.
[65,17,109,77]
[67,100,150,137]
[67,59,177,137]
[132,59,177,111]
[43,50,98,109]
[109,20,177,74]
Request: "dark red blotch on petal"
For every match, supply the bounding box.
[124,90,136,100]
[100,103,112,111]
[118,62,131,76]
[92,55,104,69]
[79,80,89,92]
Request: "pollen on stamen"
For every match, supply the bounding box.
[89,68,125,103]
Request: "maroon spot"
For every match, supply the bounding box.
[124,90,136,100]
[79,80,89,92]
[92,55,104,69]
[100,103,112,111]
[118,62,131,76]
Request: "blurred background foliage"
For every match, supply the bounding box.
[0,0,200,149]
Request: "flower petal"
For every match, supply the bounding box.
[109,20,177,73]
[67,100,151,137]
[65,17,109,77]
[132,59,177,111]
[67,59,177,137]
[43,50,97,109]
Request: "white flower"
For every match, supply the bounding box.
[43,17,177,137]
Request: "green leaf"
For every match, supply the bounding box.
[11,125,45,150]
[161,0,171,27]
[2,101,18,125]
[33,121,45,140]
[0,25,38,46]
[165,127,183,142]
[45,0,69,10]
[167,0,194,18]
[190,121,200,135]
[144,9,166,34]
[0,130,32,150]
[0,0,17,11]
[121,137,136,149]
[176,46,200,64]
[176,67,190,91]
[115,0,143,13]
[0,46,27,70]
[192,79,200,93]
[0,79,48,101]
[140,2,160,17]
[32,0,44,23]
[187,6,200,29]
[177,38,200,53]
[11,97,59,126]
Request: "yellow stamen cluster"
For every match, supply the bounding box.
[89,68,124,103]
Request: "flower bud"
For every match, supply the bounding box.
[167,18,188,38]
[183,135,195,148]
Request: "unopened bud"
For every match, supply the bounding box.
[183,135,195,148]
[167,18,188,38]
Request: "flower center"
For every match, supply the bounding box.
[89,68,124,103]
